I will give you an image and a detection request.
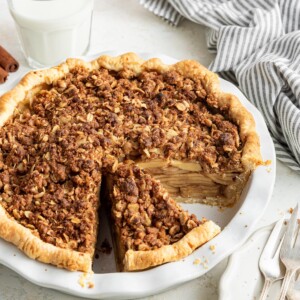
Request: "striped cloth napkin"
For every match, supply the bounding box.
[140,0,300,174]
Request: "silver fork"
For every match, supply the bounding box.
[259,217,285,300]
[279,204,300,300]
[287,271,300,300]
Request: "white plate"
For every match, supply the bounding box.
[0,52,276,299]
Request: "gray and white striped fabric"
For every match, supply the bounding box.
[140,0,300,174]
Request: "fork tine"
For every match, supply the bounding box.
[261,217,285,257]
[281,205,299,255]
[273,234,284,259]
[293,224,300,251]
[279,205,300,300]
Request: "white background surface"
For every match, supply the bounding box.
[0,0,300,299]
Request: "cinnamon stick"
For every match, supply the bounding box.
[0,45,19,72]
[0,66,8,83]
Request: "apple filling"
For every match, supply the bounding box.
[137,159,250,207]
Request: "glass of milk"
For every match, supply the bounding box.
[7,0,94,68]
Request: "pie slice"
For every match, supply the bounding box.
[0,53,263,272]
[107,161,220,271]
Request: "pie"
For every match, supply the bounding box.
[0,53,263,272]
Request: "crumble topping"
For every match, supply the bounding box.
[51,66,242,170]
[0,65,242,253]
[110,162,202,251]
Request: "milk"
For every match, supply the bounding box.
[8,0,94,68]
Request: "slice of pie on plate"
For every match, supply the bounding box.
[0,53,263,272]
[107,161,220,271]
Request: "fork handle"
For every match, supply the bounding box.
[279,269,295,300]
[259,278,273,300]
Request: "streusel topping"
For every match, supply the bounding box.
[110,162,202,251]
[0,65,242,252]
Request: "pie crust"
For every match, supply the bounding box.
[0,53,263,272]
[0,205,91,271]
[124,221,220,271]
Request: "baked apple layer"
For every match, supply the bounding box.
[137,159,250,207]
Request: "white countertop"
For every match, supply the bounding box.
[0,0,300,299]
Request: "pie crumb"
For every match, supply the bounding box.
[78,273,87,288]
[98,238,112,254]
[193,256,210,269]
[264,160,272,166]
[201,258,208,269]
[289,208,294,214]
[218,206,225,212]
[78,272,94,288]
[209,245,216,252]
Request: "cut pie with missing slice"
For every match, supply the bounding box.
[0,53,263,272]
[107,161,220,271]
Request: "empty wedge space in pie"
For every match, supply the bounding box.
[0,53,263,272]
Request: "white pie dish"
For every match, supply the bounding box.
[0,52,276,299]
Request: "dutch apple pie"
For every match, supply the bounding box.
[0,53,263,272]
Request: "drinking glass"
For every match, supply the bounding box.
[7,0,94,68]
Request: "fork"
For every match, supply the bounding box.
[287,271,300,300]
[259,217,285,300]
[279,204,300,300]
